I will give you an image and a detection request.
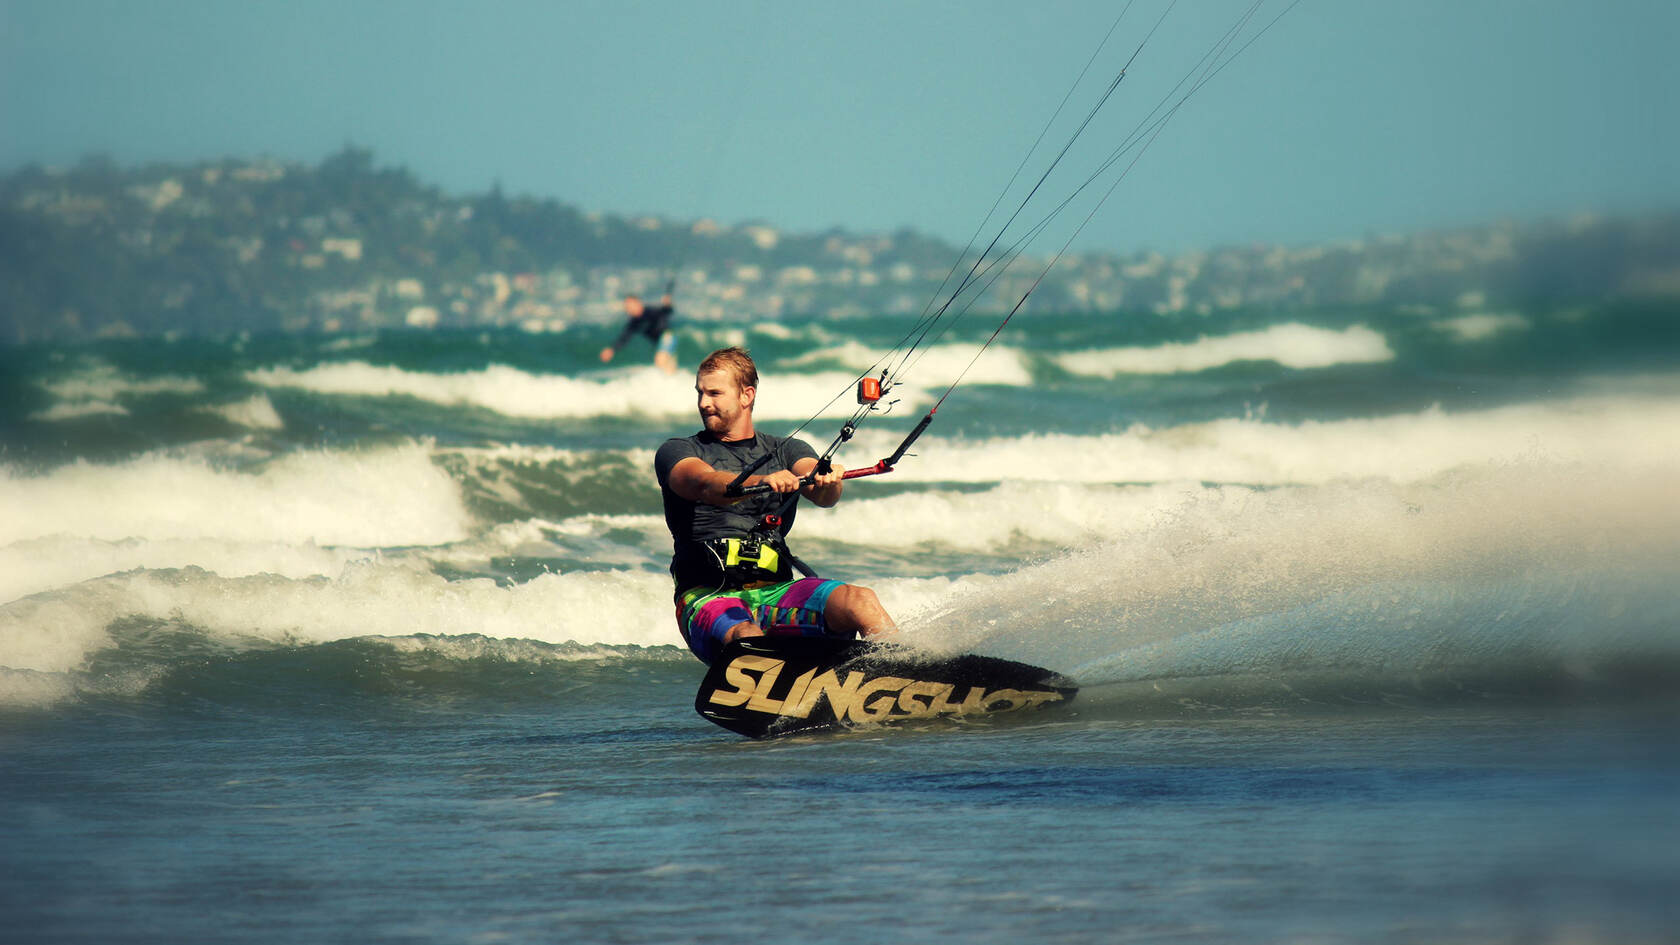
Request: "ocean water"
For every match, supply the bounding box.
[3,301,1678,943]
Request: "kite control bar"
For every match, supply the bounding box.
[727,408,935,498]
[846,409,934,478]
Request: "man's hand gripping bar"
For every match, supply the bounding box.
[729,409,935,497]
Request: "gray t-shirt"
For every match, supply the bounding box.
[653,430,818,590]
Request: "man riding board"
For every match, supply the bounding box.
[654,346,896,664]
[601,290,678,374]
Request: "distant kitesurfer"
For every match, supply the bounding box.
[600,290,677,374]
[655,346,897,665]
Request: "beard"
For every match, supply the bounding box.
[701,408,733,435]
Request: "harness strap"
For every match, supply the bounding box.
[695,535,793,588]
[718,536,782,578]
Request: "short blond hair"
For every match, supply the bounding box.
[697,346,757,392]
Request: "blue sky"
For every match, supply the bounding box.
[4,0,1677,255]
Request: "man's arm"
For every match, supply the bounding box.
[667,457,808,506]
[599,320,639,362]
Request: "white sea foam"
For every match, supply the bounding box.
[700,320,843,349]
[245,361,908,420]
[42,361,208,401]
[242,338,1037,426]
[740,321,809,342]
[471,461,1680,670]
[777,392,1680,555]
[1437,311,1530,342]
[0,561,679,681]
[790,480,1214,549]
[30,361,209,422]
[423,392,1680,560]
[0,441,471,549]
[735,370,936,418]
[320,334,380,352]
[1054,323,1393,376]
[201,393,285,430]
[5,461,1676,706]
[246,361,676,418]
[8,385,1679,704]
[783,340,1035,387]
[0,535,370,610]
[834,392,1680,486]
[28,400,130,421]
[892,463,1680,678]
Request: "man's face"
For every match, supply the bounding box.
[696,369,753,437]
[624,297,644,318]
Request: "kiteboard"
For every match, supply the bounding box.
[695,635,1078,738]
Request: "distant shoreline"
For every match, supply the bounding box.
[4,149,1677,344]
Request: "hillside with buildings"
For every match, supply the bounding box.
[3,147,1677,344]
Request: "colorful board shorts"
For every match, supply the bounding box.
[677,577,849,665]
[656,331,676,355]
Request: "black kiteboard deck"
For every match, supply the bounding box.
[695,635,1078,738]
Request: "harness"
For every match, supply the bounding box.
[670,435,832,594]
[698,533,793,588]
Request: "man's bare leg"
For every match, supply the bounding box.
[824,584,898,639]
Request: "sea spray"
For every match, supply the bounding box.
[900,463,1680,695]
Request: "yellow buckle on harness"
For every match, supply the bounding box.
[722,537,780,576]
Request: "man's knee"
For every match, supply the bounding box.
[827,583,875,613]
[826,583,892,632]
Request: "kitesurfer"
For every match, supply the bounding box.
[601,291,678,374]
[655,346,897,665]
